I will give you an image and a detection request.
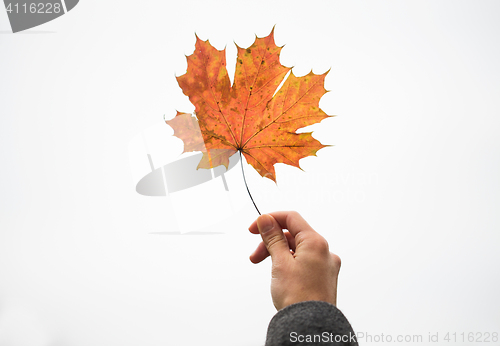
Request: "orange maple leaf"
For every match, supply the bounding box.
[166,29,331,182]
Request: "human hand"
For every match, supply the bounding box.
[248,211,341,311]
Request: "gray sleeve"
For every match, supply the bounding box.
[265,301,358,346]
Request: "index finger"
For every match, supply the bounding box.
[248,211,318,239]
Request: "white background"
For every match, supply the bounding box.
[1,1,499,345]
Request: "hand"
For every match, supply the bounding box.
[248,211,341,311]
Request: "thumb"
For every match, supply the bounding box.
[256,214,290,261]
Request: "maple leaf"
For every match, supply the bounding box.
[166,29,331,182]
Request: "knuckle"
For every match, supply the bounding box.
[310,236,330,253]
[288,210,301,220]
[331,253,341,268]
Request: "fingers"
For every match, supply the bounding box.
[248,211,324,263]
[254,214,291,262]
[249,241,269,263]
[249,211,317,237]
[267,211,317,238]
[250,231,295,263]
[249,211,320,251]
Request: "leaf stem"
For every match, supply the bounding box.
[239,150,261,215]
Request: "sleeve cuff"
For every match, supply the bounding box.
[265,301,358,346]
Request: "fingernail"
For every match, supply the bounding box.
[257,215,274,234]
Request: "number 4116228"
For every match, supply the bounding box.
[6,3,62,14]
[444,332,498,343]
